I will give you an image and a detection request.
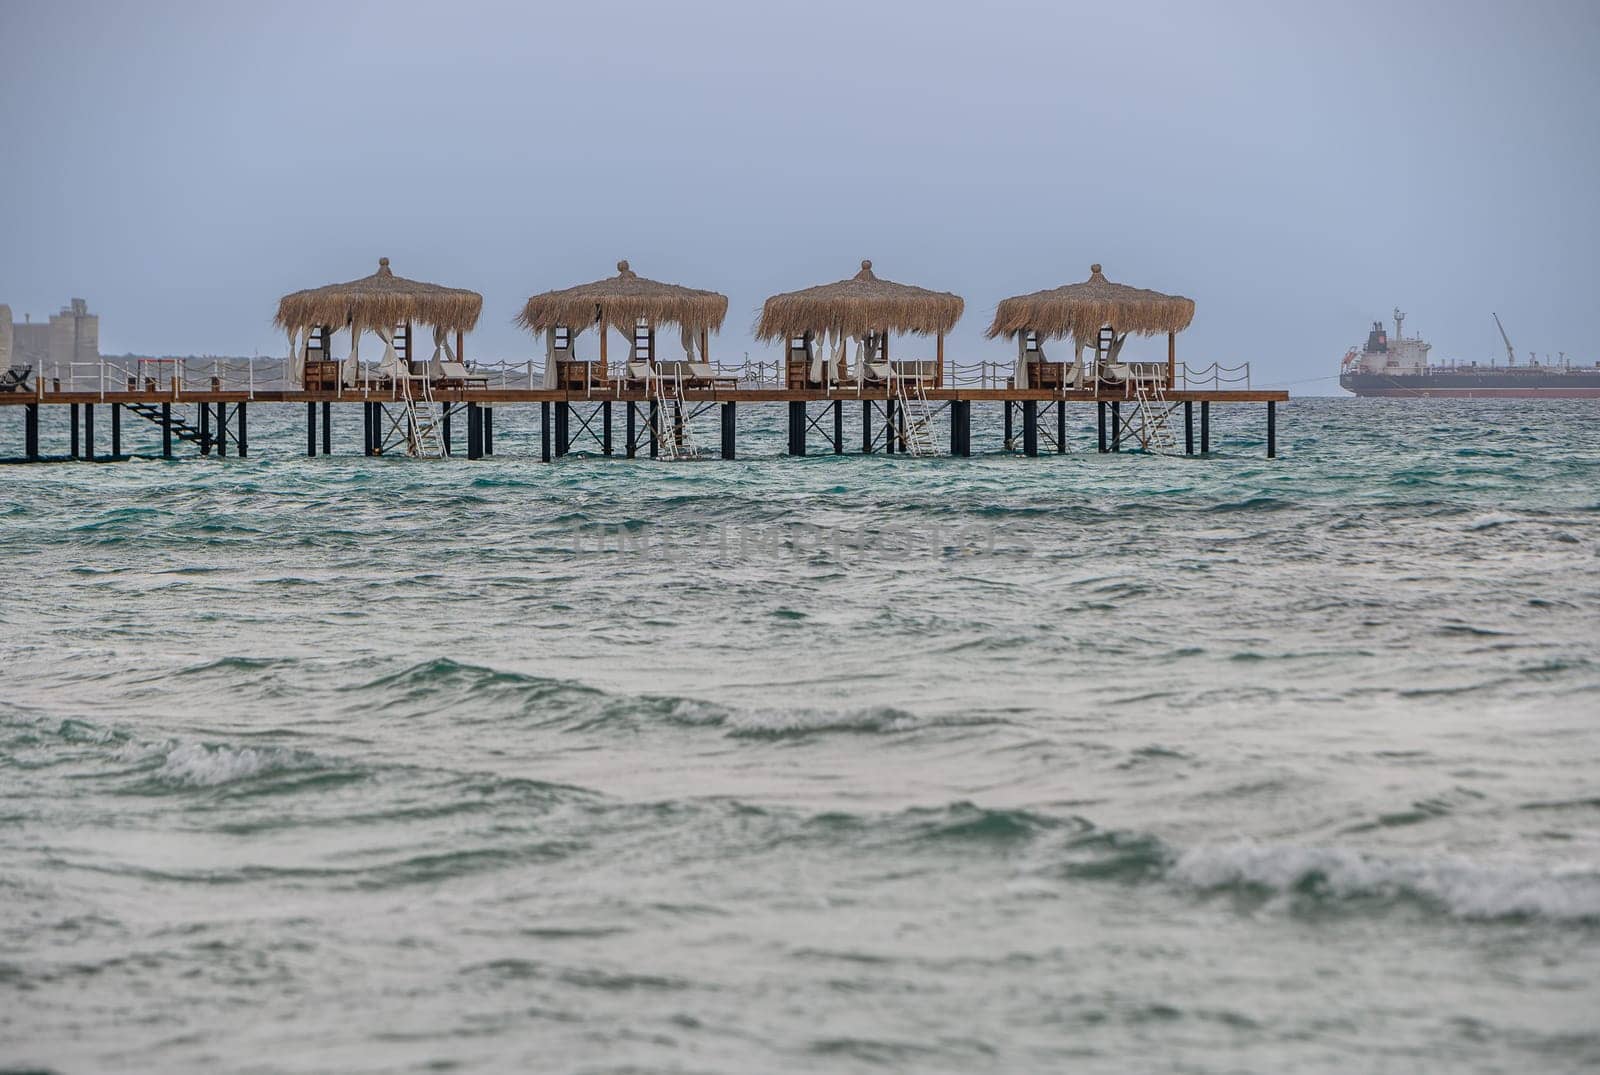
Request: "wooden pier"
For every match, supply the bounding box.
[2,259,1287,465]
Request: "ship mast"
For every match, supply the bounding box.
[1493,312,1516,367]
[1393,307,1406,340]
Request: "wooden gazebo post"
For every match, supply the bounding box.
[936,331,945,386]
[1167,331,1176,389]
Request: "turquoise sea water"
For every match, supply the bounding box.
[2,397,1599,1073]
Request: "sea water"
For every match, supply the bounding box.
[1,398,1597,1073]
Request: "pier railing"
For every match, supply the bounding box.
[34,355,1249,397]
[1174,362,1251,391]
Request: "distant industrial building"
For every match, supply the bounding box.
[0,298,100,373]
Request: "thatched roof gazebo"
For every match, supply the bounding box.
[985,264,1193,390]
[275,257,483,391]
[756,260,963,387]
[517,260,729,390]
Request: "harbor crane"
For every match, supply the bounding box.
[1493,312,1517,367]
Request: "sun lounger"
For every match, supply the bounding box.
[684,362,738,388]
[439,361,489,389]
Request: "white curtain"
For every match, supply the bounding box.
[807,332,827,385]
[288,327,303,385]
[342,326,361,386]
[853,335,873,381]
[1014,335,1030,390]
[429,325,455,379]
[375,325,401,381]
[679,323,698,362]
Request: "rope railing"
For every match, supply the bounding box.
[1175,362,1251,391]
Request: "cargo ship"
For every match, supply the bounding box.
[1339,309,1600,397]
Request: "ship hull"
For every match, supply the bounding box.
[1341,373,1600,398]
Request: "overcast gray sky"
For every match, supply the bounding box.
[3,0,1597,390]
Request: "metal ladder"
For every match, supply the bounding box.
[398,367,446,458]
[1130,381,1178,454]
[405,401,446,458]
[652,370,700,460]
[1040,403,1061,453]
[127,402,208,447]
[894,375,937,457]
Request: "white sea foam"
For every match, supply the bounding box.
[111,738,168,765]
[1170,842,1600,921]
[723,706,921,737]
[1466,512,1519,531]
[154,741,306,787]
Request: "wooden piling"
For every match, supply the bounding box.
[0,384,1290,467]
[541,402,551,462]
[950,399,970,457]
[721,402,736,460]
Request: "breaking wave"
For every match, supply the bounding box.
[1167,842,1600,923]
[151,741,326,788]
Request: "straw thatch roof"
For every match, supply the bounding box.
[985,264,1194,340]
[516,260,729,336]
[274,258,482,335]
[755,260,964,341]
